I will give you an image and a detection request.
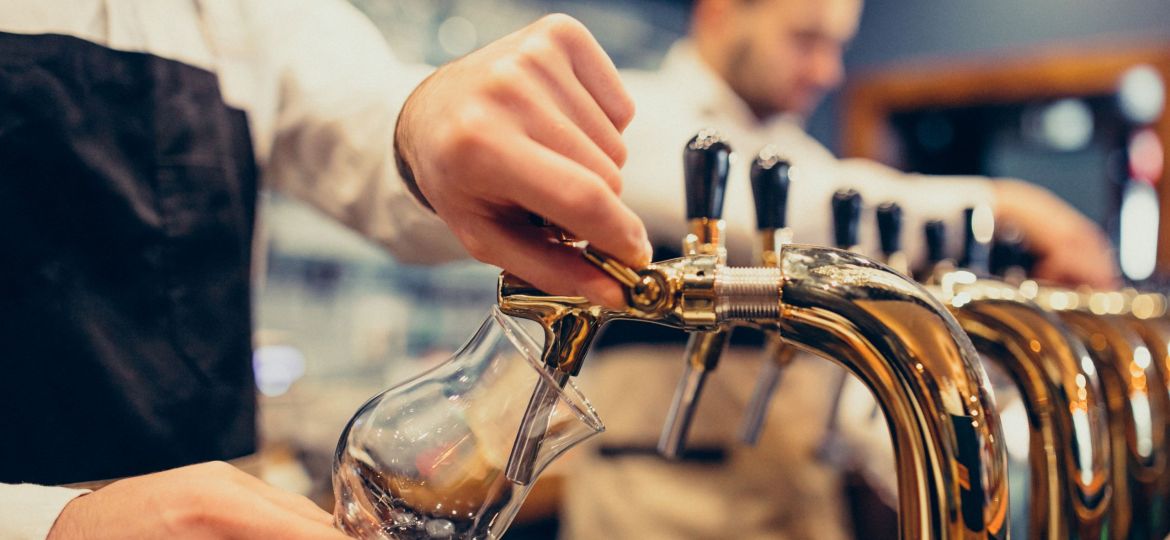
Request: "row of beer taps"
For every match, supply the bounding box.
[496,130,1170,539]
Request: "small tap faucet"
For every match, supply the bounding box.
[658,130,734,459]
[739,147,797,445]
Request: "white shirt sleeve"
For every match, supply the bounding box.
[0,484,89,540]
[236,0,466,264]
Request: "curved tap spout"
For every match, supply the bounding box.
[775,245,1010,539]
[1053,308,1170,540]
[1124,306,1170,538]
[940,279,1112,539]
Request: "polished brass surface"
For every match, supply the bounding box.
[500,244,1010,538]
[1049,308,1170,540]
[935,278,1112,539]
[774,246,1010,539]
[1117,292,1170,538]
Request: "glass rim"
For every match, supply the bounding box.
[489,305,605,434]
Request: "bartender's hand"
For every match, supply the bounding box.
[46,461,347,540]
[993,179,1120,289]
[395,14,649,308]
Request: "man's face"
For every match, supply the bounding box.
[721,0,862,120]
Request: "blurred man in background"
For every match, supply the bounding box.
[560,0,1118,538]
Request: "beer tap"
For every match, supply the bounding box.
[931,277,1114,539]
[498,131,1010,538]
[990,224,1031,285]
[877,202,909,275]
[1118,291,1170,538]
[657,131,733,459]
[914,208,1115,538]
[920,219,954,281]
[738,147,797,445]
[1034,288,1170,539]
[816,188,862,464]
[960,206,994,276]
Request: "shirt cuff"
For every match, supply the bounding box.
[0,483,91,540]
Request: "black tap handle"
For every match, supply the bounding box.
[876,202,903,256]
[990,225,1033,278]
[684,131,732,220]
[924,219,947,265]
[831,189,862,249]
[961,207,992,274]
[749,149,792,230]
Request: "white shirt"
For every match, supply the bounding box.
[0,1,464,537]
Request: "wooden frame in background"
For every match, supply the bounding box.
[841,42,1170,272]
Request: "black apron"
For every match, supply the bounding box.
[0,32,258,484]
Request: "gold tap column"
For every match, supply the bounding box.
[774,245,1010,539]
[938,278,1113,539]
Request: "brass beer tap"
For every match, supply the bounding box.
[499,132,1010,538]
[738,147,797,445]
[657,130,734,459]
[919,210,1114,539]
[1034,288,1170,539]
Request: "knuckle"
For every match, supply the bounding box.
[609,139,629,169]
[612,94,636,130]
[538,13,587,39]
[439,104,494,158]
[163,491,216,532]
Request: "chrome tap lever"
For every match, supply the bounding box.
[659,131,733,459]
[740,147,795,445]
[876,201,909,275]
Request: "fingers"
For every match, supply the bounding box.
[492,84,624,194]
[536,14,636,132]
[218,495,350,540]
[227,469,335,527]
[474,135,650,268]
[462,218,627,308]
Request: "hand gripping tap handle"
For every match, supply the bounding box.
[658,131,734,459]
[739,149,796,445]
[818,188,864,465]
